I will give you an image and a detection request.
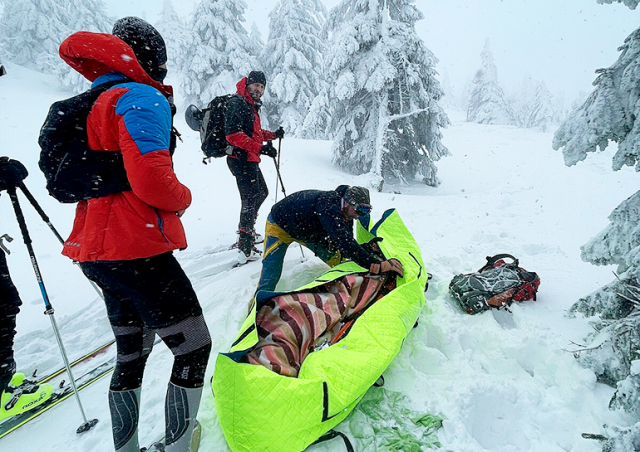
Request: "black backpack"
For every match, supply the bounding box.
[199,94,241,160]
[38,80,131,203]
[449,254,541,314]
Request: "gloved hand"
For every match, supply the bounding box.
[260,142,278,158]
[370,258,403,278]
[0,157,28,191]
[361,237,383,255]
[275,127,285,139]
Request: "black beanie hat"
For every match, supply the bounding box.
[246,70,267,86]
[112,17,167,82]
[344,186,371,207]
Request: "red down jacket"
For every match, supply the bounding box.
[225,78,276,163]
[59,31,191,262]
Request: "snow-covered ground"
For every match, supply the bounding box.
[1,62,638,452]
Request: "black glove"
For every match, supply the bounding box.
[275,127,285,139]
[361,237,384,255]
[0,157,28,191]
[260,143,278,158]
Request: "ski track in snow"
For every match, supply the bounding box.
[1,65,638,452]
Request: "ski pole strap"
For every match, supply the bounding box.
[311,430,354,452]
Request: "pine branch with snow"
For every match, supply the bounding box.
[597,0,639,10]
[553,28,640,170]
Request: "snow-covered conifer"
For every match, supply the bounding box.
[0,0,111,92]
[556,23,640,442]
[511,78,556,131]
[466,39,513,125]
[553,28,640,170]
[597,0,639,9]
[299,86,332,139]
[439,71,458,111]
[155,0,192,76]
[180,0,258,105]
[0,0,68,70]
[248,22,265,60]
[322,0,449,187]
[261,0,327,136]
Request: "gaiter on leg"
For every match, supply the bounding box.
[164,382,203,452]
[108,387,142,452]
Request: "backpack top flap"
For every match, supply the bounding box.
[38,81,131,203]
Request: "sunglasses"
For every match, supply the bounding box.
[354,204,371,216]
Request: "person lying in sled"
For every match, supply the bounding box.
[255,185,403,293]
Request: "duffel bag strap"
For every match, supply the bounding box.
[478,254,519,272]
[311,430,354,452]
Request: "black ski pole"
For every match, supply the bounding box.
[6,185,98,434]
[17,182,104,300]
[268,140,305,260]
[273,138,286,202]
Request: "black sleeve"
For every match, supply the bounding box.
[316,199,380,270]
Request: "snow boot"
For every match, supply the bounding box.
[109,387,142,452]
[164,382,203,452]
[236,229,262,264]
[0,373,54,421]
[141,420,201,452]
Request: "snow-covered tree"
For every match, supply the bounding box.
[299,86,332,139]
[319,0,449,187]
[155,0,192,77]
[0,0,111,92]
[248,22,265,60]
[0,0,68,70]
[553,28,640,170]
[467,39,513,125]
[555,23,640,449]
[510,78,556,131]
[438,70,458,111]
[597,0,639,9]
[180,0,258,105]
[261,0,327,136]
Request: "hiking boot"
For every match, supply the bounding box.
[237,246,262,265]
[0,373,54,420]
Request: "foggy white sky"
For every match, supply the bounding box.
[106,0,639,101]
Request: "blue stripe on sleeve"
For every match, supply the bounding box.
[114,83,171,155]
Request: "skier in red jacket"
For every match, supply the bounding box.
[53,18,211,452]
[225,71,283,262]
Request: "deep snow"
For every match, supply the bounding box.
[0,62,638,452]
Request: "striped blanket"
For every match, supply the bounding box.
[245,274,384,377]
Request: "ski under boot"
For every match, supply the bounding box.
[0,373,54,421]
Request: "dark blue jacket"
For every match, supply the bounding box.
[270,185,379,269]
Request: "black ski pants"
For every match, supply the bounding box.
[226,156,268,234]
[80,252,211,391]
[0,249,21,393]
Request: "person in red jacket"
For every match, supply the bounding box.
[225,71,284,262]
[51,18,211,452]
